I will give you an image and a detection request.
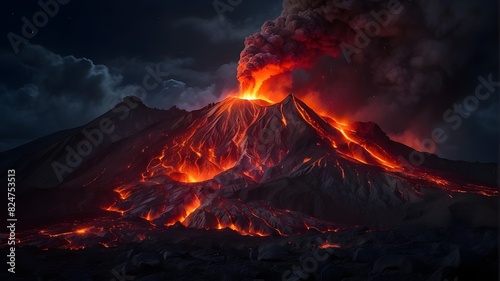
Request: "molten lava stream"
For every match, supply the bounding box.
[319,242,341,249]
[214,219,267,237]
[140,98,269,184]
[164,195,201,226]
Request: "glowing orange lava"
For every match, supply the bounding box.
[319,242,341,249]
[94,73,499,242]
[180,195,201,224]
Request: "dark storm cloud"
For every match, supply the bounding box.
[0,44,240,152]
[0,0,282,66]
[122,60,238,111]
[104,56,238,110]
[0,44,132,150]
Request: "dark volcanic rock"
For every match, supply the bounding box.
[132,252,161,268]
[371,255,413,275]
[353,246,382,263]
[257,241,291,261]
[320,264,351,280]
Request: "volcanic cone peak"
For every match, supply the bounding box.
[280,93,297,103]
[278,93,307,111]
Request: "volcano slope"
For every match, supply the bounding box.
[2,95,498,280]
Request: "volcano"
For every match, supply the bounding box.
[5,94,497,239]
[2,95,498,280]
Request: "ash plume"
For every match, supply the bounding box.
[237,0,361,91]
[237,0,498,161]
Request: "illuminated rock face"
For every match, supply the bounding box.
[7,95,498,249]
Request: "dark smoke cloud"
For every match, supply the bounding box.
[237,0,355,91]
[237,0,498,162]
[237,0,405,90]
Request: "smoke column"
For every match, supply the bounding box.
[236,0,498,162]
[237,0,401,94]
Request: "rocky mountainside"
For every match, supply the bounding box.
[3,94,498,280]
[4,94,495,238]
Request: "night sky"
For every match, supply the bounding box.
[0,0,498,163]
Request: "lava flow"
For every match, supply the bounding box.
[88,81,497,242]
[12,74,498,250]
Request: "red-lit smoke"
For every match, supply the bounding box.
[237,0,359,99]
